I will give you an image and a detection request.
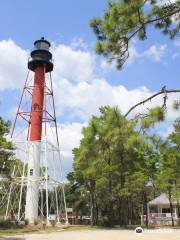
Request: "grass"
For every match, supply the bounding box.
[0,225,93,237]
[0,224,180,237]
[0,224,115,237]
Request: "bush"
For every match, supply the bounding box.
[34,219,39,225]
[24,219,29,225]
[0,219,18,229]
[50,220,56,227]
[100,216,114,227]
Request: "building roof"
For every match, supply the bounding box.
[148,193,178,206]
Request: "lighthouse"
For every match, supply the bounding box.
[3,38,68,225]
[25,38,53,224]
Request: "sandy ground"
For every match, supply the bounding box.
[1,229,180,240]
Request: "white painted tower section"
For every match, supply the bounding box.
[25,141,41,223]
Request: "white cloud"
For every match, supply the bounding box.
[59,122,85,155]
[101,43,167,72]
[127,44,167,64]
[9,121,84,178]
[0,39,178,175]
[0,39,28,90]
[70,37,89,51]
[53,74,179,122]
[146,0,178,5]
[127,45,140,64]
[58,122,85,175]
[172,52,179,59]
[100,41,167,71]
[55,88,179,175]
[101,44,168,70]
[158,0,177,4]
[0,40,167,91]
[142,44,167,62]
[174,41,180,47]
[53,44,95,82]
[46,122,85,176]
[157,1,179,22]
[53,78,154,120]
[100,59,115,71]
[0,40,95,90]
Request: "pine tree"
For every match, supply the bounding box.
[0,117,14,176]
[90,0,180,69]
[72,106,164,226]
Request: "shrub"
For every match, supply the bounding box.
[0,220,18,229]
[34,219,39,225]
[50,220,56,227]
[24,219,29,225]
[100,216,114,227]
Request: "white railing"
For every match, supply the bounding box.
[142,214,180,225]
[149,213,177,219]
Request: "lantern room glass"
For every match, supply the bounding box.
[34,41,50,51]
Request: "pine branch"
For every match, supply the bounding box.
[124,88,180,117]
[127,7,180,42]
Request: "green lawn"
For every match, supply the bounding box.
[1,224,180,237]
[0,225,93,237]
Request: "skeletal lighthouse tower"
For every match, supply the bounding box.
[25,38,54,223]
[4,38,68,224]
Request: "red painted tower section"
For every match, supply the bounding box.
[30,65,45,141]
[27,37,53,141]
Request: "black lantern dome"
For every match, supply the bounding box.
[28,37,53,73]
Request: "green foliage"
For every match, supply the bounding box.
[0,220,18,229]
[50,220,56,227]
[0,117,14,176]
[0,116,25,217]
[66,105,180,226]
[66,106,180,227]
[169,118,180,148]
[173,100,180,110]
[141,107,166,129]
[70,106,162,226]
[153,118,180,223]
[90,0,180,69]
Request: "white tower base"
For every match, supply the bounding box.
[1,140,68,225]
[25,141,41,224]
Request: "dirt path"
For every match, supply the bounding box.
[1,229,180,240]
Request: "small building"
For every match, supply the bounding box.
[66,208,91,225]
[66,208,76,224]
[146,193,180,225]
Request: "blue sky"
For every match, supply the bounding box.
[0,0,179,174]
[0,0,179,91]
[0,0,106,47]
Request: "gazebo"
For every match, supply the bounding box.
[147,193,179,225]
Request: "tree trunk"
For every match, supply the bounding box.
[174,180,180,225]
[90,190,95,226]
[95,202,99,225]
[90,182,96,226]
[141,192,145,226]
[118,198,122,225]
[168,189,174,227]
[144,192,149,228]
[142,191,148,227]
[176,197,180,225]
